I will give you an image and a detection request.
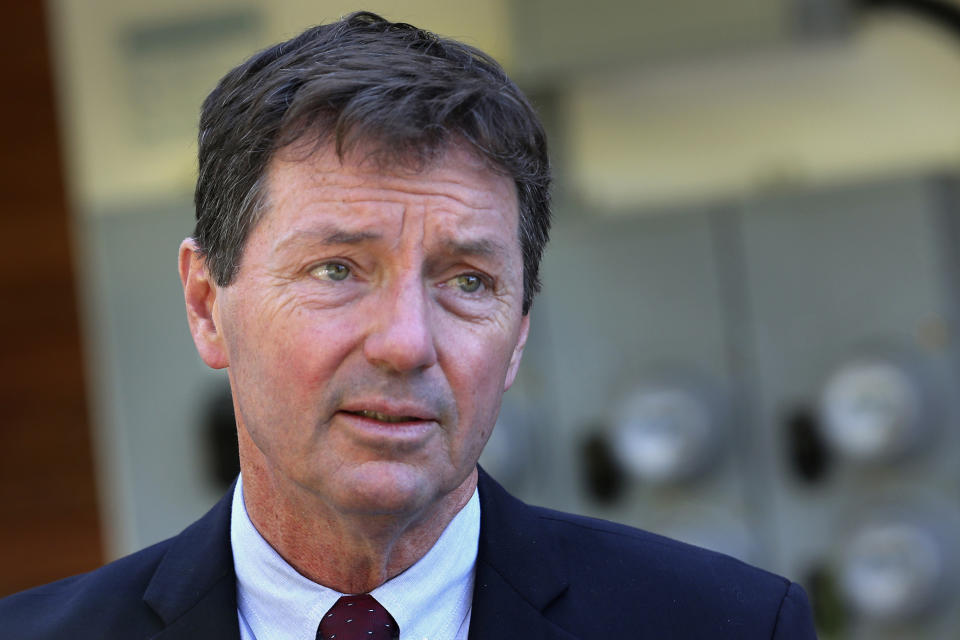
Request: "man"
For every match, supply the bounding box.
[0,11,817,639]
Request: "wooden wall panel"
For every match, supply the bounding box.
[0,2,102,596]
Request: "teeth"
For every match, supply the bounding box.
[356,410,419,423]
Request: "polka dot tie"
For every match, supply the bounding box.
[316,594,399,640]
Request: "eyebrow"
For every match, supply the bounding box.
[274,227,382,252]
[438,237,511,260]
[274,226,512,260]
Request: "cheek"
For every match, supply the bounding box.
[228,302,358,410]
[438,321,518,426]
[443,312,521,375]
[295,306,369,370]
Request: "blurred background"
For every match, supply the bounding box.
[5,0,960,637]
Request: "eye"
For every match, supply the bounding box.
[450,273,484,293]
[310,262,351,282]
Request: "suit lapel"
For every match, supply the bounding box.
[470,469,578,640]
[136,473,577,639]
[471,563,579,640]
[144,484,241,640]
[147,577,238,640]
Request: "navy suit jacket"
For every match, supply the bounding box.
[0,470,817,638]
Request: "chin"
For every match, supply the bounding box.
[332,460,440,516]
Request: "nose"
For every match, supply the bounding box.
[363,275,438,373]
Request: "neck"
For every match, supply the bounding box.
[239,457,477,594]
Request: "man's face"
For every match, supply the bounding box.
[200,142,528,518]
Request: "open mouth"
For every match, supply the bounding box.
[344,409,426,424]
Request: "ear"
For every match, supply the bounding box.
[503,313,530,391]
[179,238,229,369]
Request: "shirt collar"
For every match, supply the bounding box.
[231,473,480,640]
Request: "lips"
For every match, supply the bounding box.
[337,400,439,426]
[345,409,426,423]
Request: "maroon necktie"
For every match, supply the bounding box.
[316,594,399,640]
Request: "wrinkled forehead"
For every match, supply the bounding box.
[273,132,510,188]
[252,138,520,253]
[265,138,516,216]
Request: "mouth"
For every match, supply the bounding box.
[343,409,428,424]
[336,404,440,446]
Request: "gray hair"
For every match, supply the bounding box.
[193,11,551,313]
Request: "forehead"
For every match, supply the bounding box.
[259,142,519,241]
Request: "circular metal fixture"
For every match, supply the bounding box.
[611,380,721,485]
[819,358,924,463]
[840,517,947,621]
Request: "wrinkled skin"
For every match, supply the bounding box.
[180,142,529,590]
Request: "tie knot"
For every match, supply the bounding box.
[316,594,399,640]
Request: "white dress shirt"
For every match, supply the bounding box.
[231,474,479,640]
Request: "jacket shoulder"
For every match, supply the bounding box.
[532,505,816,638]
[0,539,173,639]
[0,483,237,639]
[536,504,785,587]
[475,470,816,638]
